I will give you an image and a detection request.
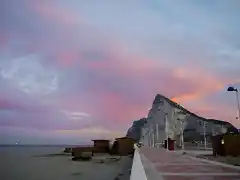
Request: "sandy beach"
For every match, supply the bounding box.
[0,146,132,180]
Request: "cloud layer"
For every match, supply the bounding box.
[0,0,240,144]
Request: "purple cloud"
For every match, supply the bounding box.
[0,0,240,143]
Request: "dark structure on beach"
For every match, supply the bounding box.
[212,134,226,156]
[92,139,110,153]
[110,137,135,156]
[71,146,94,157]
[223,133,240,156]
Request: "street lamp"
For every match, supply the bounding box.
[177,118,185,151]
[199,120,207,150]
[227,86,240,120]
[203,121,207,150]
[176,111,188,152]
[164,113,169,151]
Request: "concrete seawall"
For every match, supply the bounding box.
[130,146,147,180]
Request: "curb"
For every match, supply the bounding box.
[130,147,148,180]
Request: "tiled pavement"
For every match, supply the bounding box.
[139,147,240,180]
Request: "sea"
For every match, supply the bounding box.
[0,145,86,180]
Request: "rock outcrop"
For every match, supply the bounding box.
[126,94,238,142]
[126,118,147,141]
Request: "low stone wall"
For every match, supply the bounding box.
[224,133,240,156]
[130,145,147,180]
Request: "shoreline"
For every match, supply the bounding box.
[0,146,132,180]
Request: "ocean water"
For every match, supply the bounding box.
[0,145,132,180]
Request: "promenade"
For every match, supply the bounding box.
[131,147,240,180]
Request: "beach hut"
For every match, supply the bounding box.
[114,137,136,156]
[92,139,110,153]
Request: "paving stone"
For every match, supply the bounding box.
[139,147,240,180]
[162,175,240,180]
[156,164,240,173]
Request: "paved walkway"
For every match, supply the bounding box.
[139,147,240,180]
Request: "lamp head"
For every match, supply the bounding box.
[227,86,237,92]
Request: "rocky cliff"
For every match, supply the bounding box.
[126,94,238,142]
[126,118,147,141]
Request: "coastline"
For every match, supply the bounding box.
[0,146,132,180]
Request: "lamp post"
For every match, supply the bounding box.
[165,113,169,151]
[199,120,207,149]
[152,127,155,147]
[203,121,207,150]
[227,86,240,120]
[177,112,188,152]
[178,119,185,151]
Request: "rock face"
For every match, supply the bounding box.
[127,94,238,143]
[183,117,237,141]
[126,118,147,141]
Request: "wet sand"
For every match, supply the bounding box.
[0,147,132,180]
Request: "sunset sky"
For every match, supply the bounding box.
[0,0,240,144]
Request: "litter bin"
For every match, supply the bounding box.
[164,138,175,151]
[168,139,175,151]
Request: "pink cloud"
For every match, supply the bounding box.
[1,0,239,136]
[57,51,78,67]
[0,33,8,48]
[0,98,24,111]
[79,51,238,128]
[30,2,82,26]
[54,44,227,125]
[0,97,55,113]
[170,67,224,103]
[194,102,240,128]
[97,92,147,122]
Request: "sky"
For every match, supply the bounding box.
[0,0,240,144]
